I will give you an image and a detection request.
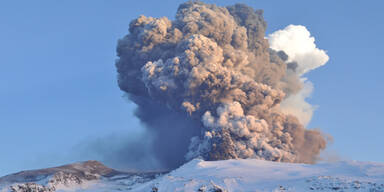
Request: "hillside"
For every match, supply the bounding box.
[1,159,384,191]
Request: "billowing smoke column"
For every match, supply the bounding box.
[116,1,329,168]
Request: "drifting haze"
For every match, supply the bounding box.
[115,1,329,169]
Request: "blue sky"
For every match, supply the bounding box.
[1,0,383,176]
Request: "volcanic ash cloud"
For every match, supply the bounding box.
[115,1,329,168]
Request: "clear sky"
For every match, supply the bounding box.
[1,0,383,176]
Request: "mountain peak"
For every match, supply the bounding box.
[0,160,161,192]
[0,160,117,185]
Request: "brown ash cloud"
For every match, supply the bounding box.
[115,1,327,169]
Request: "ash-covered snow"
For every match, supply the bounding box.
[1,159,384,192]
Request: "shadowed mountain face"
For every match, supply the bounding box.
[0,160,118,184]
[0,161,164,192]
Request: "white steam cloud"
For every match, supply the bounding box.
[268,25,329,126]
[280,79,315,126]
[268,25,329,75]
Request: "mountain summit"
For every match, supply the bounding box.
[0,160,117,184]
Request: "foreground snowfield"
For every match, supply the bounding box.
[134,159,384,192]
[1,159,384,192]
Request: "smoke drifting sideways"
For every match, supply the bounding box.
[115,1,330,170]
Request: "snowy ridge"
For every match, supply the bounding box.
[133,159,384,192]
[1,159,384,191]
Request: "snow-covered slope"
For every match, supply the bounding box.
[136,159,384,192]
[1,159,384,192]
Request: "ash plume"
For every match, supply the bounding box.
[115,1,329,169]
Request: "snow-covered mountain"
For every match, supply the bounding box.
[1,159,384,192]
[0,160,162,192]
